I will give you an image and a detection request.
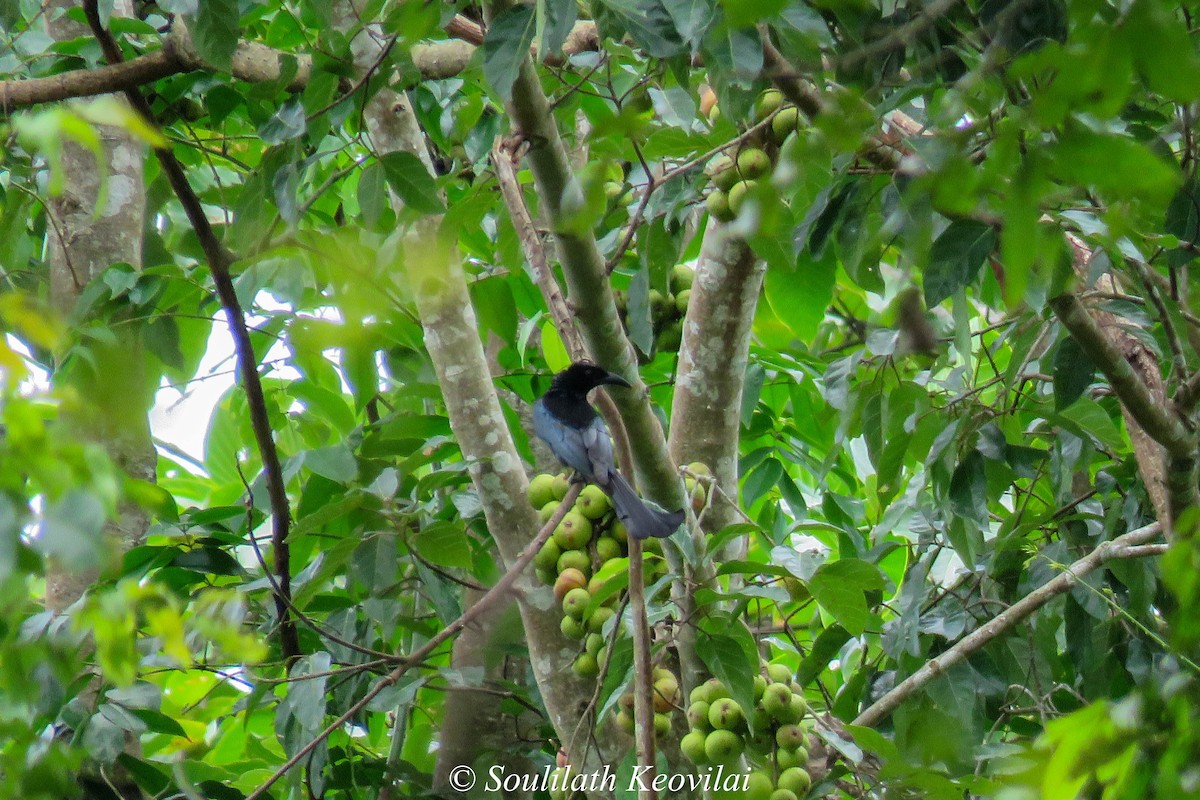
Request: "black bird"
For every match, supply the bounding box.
[533,362,685,540]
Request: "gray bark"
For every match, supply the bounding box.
[44,0,155,615]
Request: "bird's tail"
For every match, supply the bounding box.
[605,471,685,540]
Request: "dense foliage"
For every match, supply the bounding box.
[2,0,1200,798]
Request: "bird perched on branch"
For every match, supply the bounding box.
[533,361,685,540]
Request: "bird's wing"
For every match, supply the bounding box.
[533,399,596,478]
[580,415,616,485]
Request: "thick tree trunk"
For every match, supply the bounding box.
[668,232,765,536]
[41,8,155,800]
[43,0,155,613]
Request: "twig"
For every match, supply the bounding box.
[830,0,961,73]
[244,483,583,800]
[491,139,585,357]
[305,34,397,122]
[81,0,301,662]
[236,463,401,663]
[628,539,657,800]
[566,594,632,757]
[853,521,1163,728]
[603,113,780,274]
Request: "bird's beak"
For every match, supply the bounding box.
[601,372,632,389]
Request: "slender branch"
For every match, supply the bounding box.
[81,0,301,662]
[491,140,585,359]
[853,521,1163,728]
[628,539,657,800]
[237,464,403,663]
[244,484,583,800]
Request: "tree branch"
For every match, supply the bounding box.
[81,0,301,662]
[1050,293,1192,457]
[0,16,599,112]
[853,521,1163,728]
[628,539,658,800]
[0,44,181,108]
[1049,291,1199,521]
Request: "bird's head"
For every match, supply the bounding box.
[551,361,632,394]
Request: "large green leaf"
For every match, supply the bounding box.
[808,559,884,636]
[696,614,759,729]
[187,0,240,71]
[379,152,445,215]
[594,0,686,58]
[483,5,536,101]
[1052,336,1095,410]
[923,220,996,307]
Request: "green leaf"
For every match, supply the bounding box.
[37,491,106,569]
[1054,397,1126,452]
[949,449,987,523]
[701,17,762,83]
[796,624,852,685]
[597,639,635,719]
[187,0,240,72]
[170,547,242,576]
[1053,336,1095,410]
[82,711,126,763]
[923,221,996,307]
[413,521,472,569]
[357,161,388,230]
[116,755,171,796]
[536,0,577,58]
[696,615,758,728]
[146,316,184,371]
[665,0,716,48]
[127,708,188,738]
[283,652,330,733]
[288,381,356,434]
[1049,125,1179,201]
[720,0,785,28]
[259,98,306,146]
[626,266,654,355]
[305,443,358,483]
[742,456,782,507]
[1125,0,1200,104]
[483,5,536,101]
[540,321,571,371]
[808,559,884,636]
[763,250,836,342]
[1165,178,1200,263]
[469,276,519,344]
[594,0,685,58]
[379,151,445,215]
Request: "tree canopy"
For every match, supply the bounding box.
[2,1,1199,799]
